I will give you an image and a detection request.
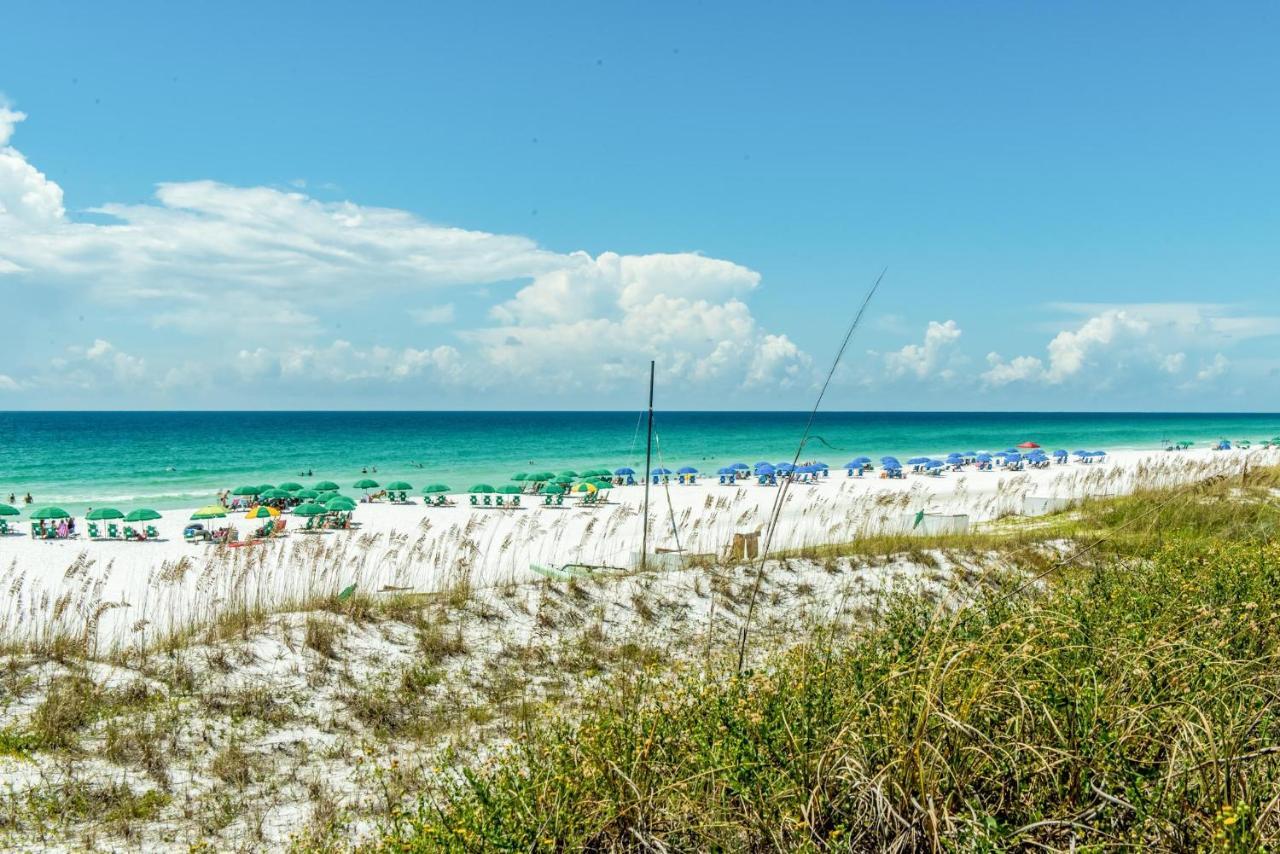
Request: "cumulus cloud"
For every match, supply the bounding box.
[47,339,147,388]
[0,105,65,224]
[883,320,961,380]
[984,310,1154,386]
[0,374,20,391]
[1195,353,1229,382]
[0,104,809,398]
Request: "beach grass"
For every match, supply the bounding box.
[373,466,1280,851]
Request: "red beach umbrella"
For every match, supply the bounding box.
[1017,441,1041,449]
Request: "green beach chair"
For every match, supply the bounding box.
[483,495,492,506]
[544,495,553,505]
[146,525,159,539]
[495,496,504,507]
[88,523,99,538]
[30,522,40,538]
[512,496,520,507]
[123,527,136,540]
[0,520,8,535]
[108,523,119,539]
[555,494,564,506]
[470,495,478,506]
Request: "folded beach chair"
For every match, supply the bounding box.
[544,495,553,505]
[30,522,39,538]
[470,495,479,506]
[495,496,504,507]
[88,523,100,538]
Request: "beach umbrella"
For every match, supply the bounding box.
[755,463,776,475]
[259,489,291,500]
[796,464,820,474]
[775,462,796,473]
[553,475,574,485]
[0,504,19,516]
[86,508,123,520]
[295,488,320,499]
[717,466,735,475]
[574,482,598,493]
[613,467,635,476]
[527,471,553,482]
[512,473,528,481]
[1017,441,1040,449]
[925,460,944,469]
[730,462,750,471]
[190,506,227,520]
[278,482,304,492]
[30,507,71,520]
[541,484,565,495]
[325,496,357,511]
[591,479,613,490]
[945,453,964,463]
[314,480,340,492]
[231,485,260,496]
[976,452,992,462]
[650,467,672,476]
[845,457,871,467]
[257,484,275,493]
[353,478,379,490]
[880,456,900,467]
[559,470,579,478]
[1053,449,1069,457]
[497,485,523,494]
[385,481,412,491]
[962,451,978,457]
[469,484,496,493]
[293,503,328,517]
[422,484,451,494]
[907,457,932,465]
[677,466,698,474]
[245,505,280,518]
[1005,452,1023,462]
[124,508,162,523]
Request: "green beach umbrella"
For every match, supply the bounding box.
[295,488,320,500]
[512,473,528,481]
[590,479,613,490]
[259,489,292,500]
[314,480,340,492]
[86,508,124,520]
[469,484,496,493]
[278,482,304,492]
[30,507,71,520]
[573,482,597,493]
[353,478,379,490]
[541,484,565,495]
[124,508,162,523]
[293,503,328,517]
[325,496,357,511]
[231,485,261,496]
[190,505,227,520]
[553,476,574,485]
[529,471,555,482]
[385,481,413,491]
[422,484,451,494]
[257,484,275,492]
[559,470,579,478]
[497,485,523,494]
[0,504,20,517]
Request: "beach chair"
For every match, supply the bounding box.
[483,495,492,506]
[146,525,159,539]
[495,496,504,507]
[108,523,119,538]
[88,523,100,538]
[123,526,136,540]
[470,495,478,506]
[512,496,520,507]
[544,495,553,505]
[555,494,564,506]
[30,522,39,538]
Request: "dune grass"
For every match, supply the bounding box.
[375,467,1280,851]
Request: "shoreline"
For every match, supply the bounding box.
[0,445,1276,651]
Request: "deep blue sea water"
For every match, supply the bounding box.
[1,411,1278,514]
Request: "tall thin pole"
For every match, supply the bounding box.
[641,360,655,572]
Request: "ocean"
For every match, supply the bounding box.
[2,411,1278,514]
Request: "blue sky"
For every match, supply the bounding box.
[1,2,1278,410]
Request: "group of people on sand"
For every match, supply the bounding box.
[32,518,75,539]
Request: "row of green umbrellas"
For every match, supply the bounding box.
[0,505,161,522]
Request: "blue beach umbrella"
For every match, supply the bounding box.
[651,467,672,476]
[1004,452,1023,462]
[677,466,698,474]
[775,462,796,472]
[1092,450,1107,457]
[907,457,931,465]
[717,466,735,475]
[945,453,964,462]
[880,456,900,467]
[755,463,776,475]
[976,453,992,462]
[730,462,750,471]
[1053,449,1069,458]
[614,467,635,476]
[925,459,944,469]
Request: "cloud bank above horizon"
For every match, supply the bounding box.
[2,102,1276,409]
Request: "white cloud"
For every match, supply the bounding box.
[0,374,20,391]
[1195,353,1229,382]
[0,105,65,224]
[0,105,808,399]
[983,310,1151,386]
[47,339,147,388]
[883,320,961,380]
[1161,352,1186,374]
[410,304,456,325]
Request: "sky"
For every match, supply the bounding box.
[1,1,1278,411]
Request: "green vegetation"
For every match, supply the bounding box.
[377,468,1280,851]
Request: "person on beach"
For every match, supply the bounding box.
[24,493,32,505]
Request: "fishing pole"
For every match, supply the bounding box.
[736,267,887,673]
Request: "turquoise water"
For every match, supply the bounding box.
[1,411,1278,514]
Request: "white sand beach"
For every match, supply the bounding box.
[1,446,1275,652]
